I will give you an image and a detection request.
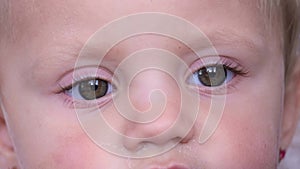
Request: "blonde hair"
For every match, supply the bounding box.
[280,0,300,81]
[258,0,299,82]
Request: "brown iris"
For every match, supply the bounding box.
[78,79,108,100]
[197,65,227,87]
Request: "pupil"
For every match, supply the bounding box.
[79,79,108,100]
[198,65,227,87]
[89,80,99,90]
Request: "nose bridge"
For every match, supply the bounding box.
[122,69,196,151]
[129,69,180,113]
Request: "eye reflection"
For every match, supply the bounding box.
[189,64,236,88]
[197,65,227,87]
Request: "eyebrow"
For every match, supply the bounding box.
[50,24,264,59]
[207,29,264,51]
[32,28,265,84]
[30,39,84,85]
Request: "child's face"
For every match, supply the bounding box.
[0,0,289,169]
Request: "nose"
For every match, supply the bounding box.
[120,69,196,152]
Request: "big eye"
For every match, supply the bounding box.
[66,78,112,100]
[190,65,234,87]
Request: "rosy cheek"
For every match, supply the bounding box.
[216,111,278,168]
[50,132,109,169]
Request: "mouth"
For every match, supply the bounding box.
[147,164,190,169]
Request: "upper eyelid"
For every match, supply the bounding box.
[187,55,245,73]
[183,55,249,85]
[58,56,247,89]
[58,66,114,89]
[34,29,262,91]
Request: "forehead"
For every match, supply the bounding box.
[2,0,281,79]
[7,0,267,42]
[2,0,277,78]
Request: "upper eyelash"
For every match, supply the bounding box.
[191,56,249,77]
[219,62,249,77]
[59,76,110,92]
[57,66,114,93]
[187,56,249,96]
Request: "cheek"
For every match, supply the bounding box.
[199,110,278,169]
[49,132,105,169]
[37,107,119,169]
[212,96,280,168]
[194,78,283,169]
[220,117,277,168]
[1,95,114,169]
[29,115,117,169]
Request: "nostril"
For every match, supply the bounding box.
[124,136,182,152]
[123,139,145,152]
[179,128,195,144]
[123,125,196,153]
[171,137,182,144]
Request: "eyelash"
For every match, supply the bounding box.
[206,60,248,79]
[60,78,113,109]
[190,56,248,75]
[188,57,249,95]
[58,68,114,108]
[58,56,249,108]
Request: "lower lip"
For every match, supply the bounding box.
[168,166,189,169]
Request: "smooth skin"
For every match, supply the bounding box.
[0,0,300,169]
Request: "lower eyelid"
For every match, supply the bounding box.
[59,80,114,109]
[64,79,113,104]
[61,92,113,109]
[190,75,242,96]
